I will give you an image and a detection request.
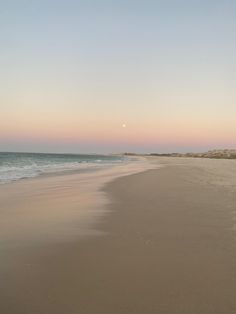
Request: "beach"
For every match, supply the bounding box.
[1,157,236,313]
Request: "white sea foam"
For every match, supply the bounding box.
[0,153,125,184]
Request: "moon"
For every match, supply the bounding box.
[122,123,126,128]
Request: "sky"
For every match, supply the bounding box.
[1,0,236,153]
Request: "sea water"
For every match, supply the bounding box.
[0,152,125,184]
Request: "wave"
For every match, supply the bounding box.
[0,152,125,184]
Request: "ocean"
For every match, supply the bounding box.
[0,152,125,184]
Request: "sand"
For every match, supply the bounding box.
[1,157,236,313]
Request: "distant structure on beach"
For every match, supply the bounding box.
[150,149,236,159]
[124,150,236,159]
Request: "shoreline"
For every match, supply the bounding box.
[1,157,236,313]
[0,157,158,248]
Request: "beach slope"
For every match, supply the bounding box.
[1,158,236,313]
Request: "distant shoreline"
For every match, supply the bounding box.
[124,149,236,159]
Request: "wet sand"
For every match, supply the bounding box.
[1,157,236,313]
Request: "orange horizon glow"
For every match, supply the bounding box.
[1,123,235,151]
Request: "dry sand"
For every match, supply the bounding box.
[1,157,236,313]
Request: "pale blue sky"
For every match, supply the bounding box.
[1,0,236,153]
